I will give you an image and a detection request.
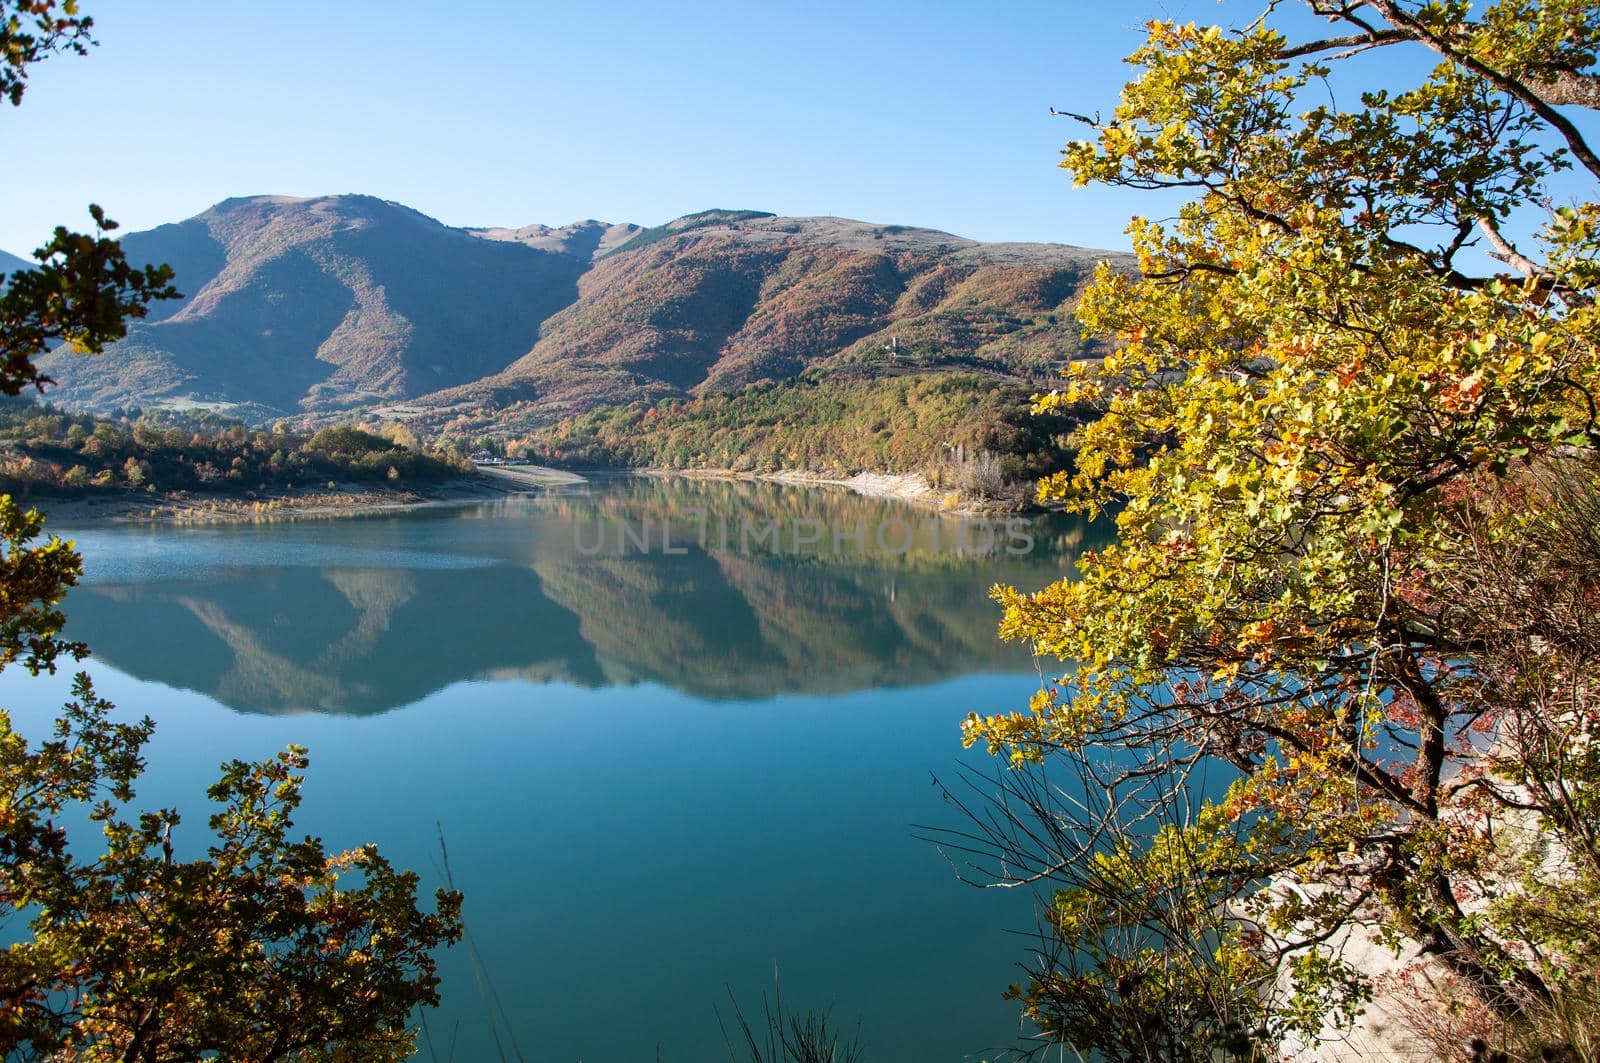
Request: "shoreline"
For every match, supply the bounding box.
[21,465,586,527]
[13,460,1025,527]
[630,466,1025,515]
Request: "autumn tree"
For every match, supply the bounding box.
[1,3,462,1058]
[2,0,176,395]
[960,2,1600,1058]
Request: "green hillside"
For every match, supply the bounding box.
[497,372,1082,485]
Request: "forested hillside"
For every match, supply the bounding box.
[509,372,1081,484]
[17,197,1123,482]
[0,399,465,500]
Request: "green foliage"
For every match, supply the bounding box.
[0,399,468,497]
[967,1,1600,1055]
[0,9,464,1057]
[0,495,83,674]
[0,676,463,1059]
[0,5,174,388]
[0,205,178,397]
[0,492,464,1059]
[0,0,92,106]
[509,372,1081,486]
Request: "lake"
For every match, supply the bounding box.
[0,477,1105,1062]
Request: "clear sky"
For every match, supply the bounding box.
[0,0,1295,257]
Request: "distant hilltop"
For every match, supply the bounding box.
[0,246,31,277]
[6,194,1129,427]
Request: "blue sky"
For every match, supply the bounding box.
[0,0,1302,256]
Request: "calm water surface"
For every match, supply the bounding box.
[0,478,1104,1062]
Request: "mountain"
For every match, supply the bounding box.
[31,196,1128,434]
[37,195,592,415]
[466,218,642,257]
[0,247,31,277]
[411,209,1122,431]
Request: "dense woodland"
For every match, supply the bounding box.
[0,398,466,499]
[504,371,1083,487]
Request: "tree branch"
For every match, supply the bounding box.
[1361,0,1600,181]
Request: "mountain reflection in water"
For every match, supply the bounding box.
[59,477,1104,714]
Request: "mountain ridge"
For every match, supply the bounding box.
[31,194,1130,432]
[408,209,1123,434]
[0,247,32,276]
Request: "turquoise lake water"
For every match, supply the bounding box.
[0,478,1105,1061]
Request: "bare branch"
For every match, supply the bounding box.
[1476,215,1546,280]
[1049,107,1102,128]
[1279,27,1406,60]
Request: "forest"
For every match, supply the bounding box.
[0,398,467,500]
[505,371,1083,488]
